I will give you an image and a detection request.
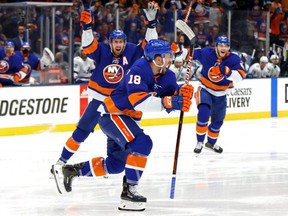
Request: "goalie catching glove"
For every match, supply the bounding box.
[143,1,159,28]
[80,10,94,30]
[162,95,192,113]
[40,47,55,69]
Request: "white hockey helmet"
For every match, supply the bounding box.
[270,54,279,61]
[260,56,268,63]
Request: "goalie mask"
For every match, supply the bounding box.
[109,30,127,57]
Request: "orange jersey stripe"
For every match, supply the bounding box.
[200,77,234,91]
[196,124,208,135]
[83,39,98,55]
[88,80,115,95]
[111,115,135,142]
[104,97,121,113]
[65,137,80,152]
[126,154,147,169]
[91,157,106,176]
[237,69,246,78]
[207,130,219,139]
[128,92,150,106]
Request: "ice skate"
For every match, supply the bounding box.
[118,176,147,211]
[204,142,223,154]
[50,160,65,179]
[194,142,203,156]
[52,162,83,194]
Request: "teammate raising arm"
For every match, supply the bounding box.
[51,1,160,177]
[52,39,193,211]
[193,36,246,155]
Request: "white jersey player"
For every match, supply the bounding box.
[169,56,186,80]
[266,54,280,77]
[247,56,269,78]
[73,48,95,84]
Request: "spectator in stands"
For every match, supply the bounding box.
[195,23,213,48]
[11,23,27,51]
[209,0,223,31]
[254,10,269,50]
[279,17,288,44]
[247,55,269,78]
[269,4,285,47]
[0,24,7,47]
[192,0,210,28]
[55,25,70,61]
[161,0,186,43]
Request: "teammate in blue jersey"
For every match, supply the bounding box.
[193,36,246,155]
[51,2,161,175]
[0,41,28,87]
[52,39,193,211]
[15,42,41,83]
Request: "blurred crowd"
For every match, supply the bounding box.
[0,0,288,85]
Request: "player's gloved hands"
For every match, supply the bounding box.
[11,73,21,82]
[143,1,159,28]
[80,10,94,30]
[179,84,194,99]
[162,95,192,112]
[209,65,231,77]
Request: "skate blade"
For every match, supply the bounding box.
[193,148,203,157]
[118,199,146,211]
[51,165,65,194]
[204,146,222,154]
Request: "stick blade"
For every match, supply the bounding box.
[176,19,196,43]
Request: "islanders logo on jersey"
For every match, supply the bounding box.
[103,64,124,84]
[208,66,225,83]
[0,60,9,73]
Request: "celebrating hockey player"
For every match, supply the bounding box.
[51,1,160,183]
[193,36,246,155]
[52,39,193,211]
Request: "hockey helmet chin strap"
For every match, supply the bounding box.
[152,57,166,74]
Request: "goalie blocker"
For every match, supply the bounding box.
[40,47,55,69]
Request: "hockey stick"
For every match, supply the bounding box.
[170,18,196,199]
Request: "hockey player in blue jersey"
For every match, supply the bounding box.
[15,42,54,84]
[51,2,161,176]
[193,36,246,155]
[16,42,41,83]
[0,41,28,87]
[52,39,193,211]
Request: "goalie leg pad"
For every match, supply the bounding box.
[118,199,146,211]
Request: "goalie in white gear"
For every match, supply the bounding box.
[73,47,95,84]
[266,54,280,77]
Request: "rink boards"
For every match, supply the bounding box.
[0,78,287,136]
